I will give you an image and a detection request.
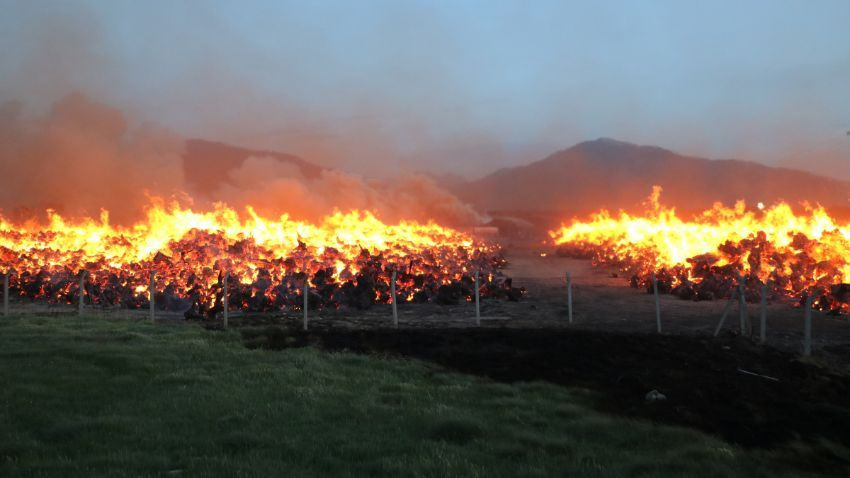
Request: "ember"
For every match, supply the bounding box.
[0,202,512,319]
[550,187,850,313]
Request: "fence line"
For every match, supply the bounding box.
[0,266,834,357]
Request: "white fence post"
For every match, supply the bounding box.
[303,280,309,331]
[803,292,817,357]
[759,283,768,344]
[474,270,481,327]
[223,271,229,329]
[149,270,156,322]
[3,272,8,317]
[714,288,738,337]
[391,270,398,328]
[738,279,748,336]
[78,271,86,316]
[302,258,310,331]
[651,273,661,333]
[566,271,573,324]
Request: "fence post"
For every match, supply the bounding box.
[759,283,768,344]
[222,271,229,329]
[302,258,309,331]
[303,280,309,331]
[77,269,89,317]
[738,278,748,336]
[803,292,816,357]
[3,272,8,317]
[78,271,86,316]
[566,271,573,324]
[391,270,398,329]
[474,270,481,327]
[149,270,156,322]
[651,273,661,333]
[714,288,738,337]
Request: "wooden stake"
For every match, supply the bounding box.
[651,273,661,333]
[474,270,481,327]
[303,258,309,331]
[738,281,748,336]
[222,271,228,329]
[78,271,86,317]
[391,270,398,329]
[149,270,156,322]
[566,271,573,324]
[3,272,8,317]
[714,288,738,337]
[759,283,768,344]
[303,280,309,331]
[803,292,816,357]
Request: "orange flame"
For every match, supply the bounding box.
[550,186,850,312]
[0,200,503,315]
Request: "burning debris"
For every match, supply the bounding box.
[0,203,518,319]
[551,187,850,314]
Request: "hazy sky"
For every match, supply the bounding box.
[2,0,849,178]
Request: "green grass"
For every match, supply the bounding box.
[0,316,843,477]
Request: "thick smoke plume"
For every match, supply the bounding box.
[0,93,185,224]
[213,157,479,225]
[0,93,481,226]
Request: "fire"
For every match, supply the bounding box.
[550,186,850,313]
[0,201,510,318]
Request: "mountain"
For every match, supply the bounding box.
[181,137,850,228]
[182,139,325,193]
[455,138,850,220]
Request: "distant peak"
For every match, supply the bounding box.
[591,137,635,146]
[568,137,636,151]
[568,137,672,156]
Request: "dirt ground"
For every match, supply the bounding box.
[501,247,850,360]
[227,247,850,363]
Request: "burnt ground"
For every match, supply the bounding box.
[235,248,850,458]
[223,247,850,366]
[243,325,850,456]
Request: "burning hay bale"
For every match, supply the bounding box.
[0,205,513,319]
[551,187,850,314]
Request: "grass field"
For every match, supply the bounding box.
[0,316,845,477]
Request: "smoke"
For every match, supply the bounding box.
[212,156,480,225]
[3,1,847,225]
[0,1,551,181]
[775,144,850,181]
[0,93,185,223]
[0,92,481,226]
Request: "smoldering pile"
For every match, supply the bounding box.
[1,236,525,320]
[557,231,850,314]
